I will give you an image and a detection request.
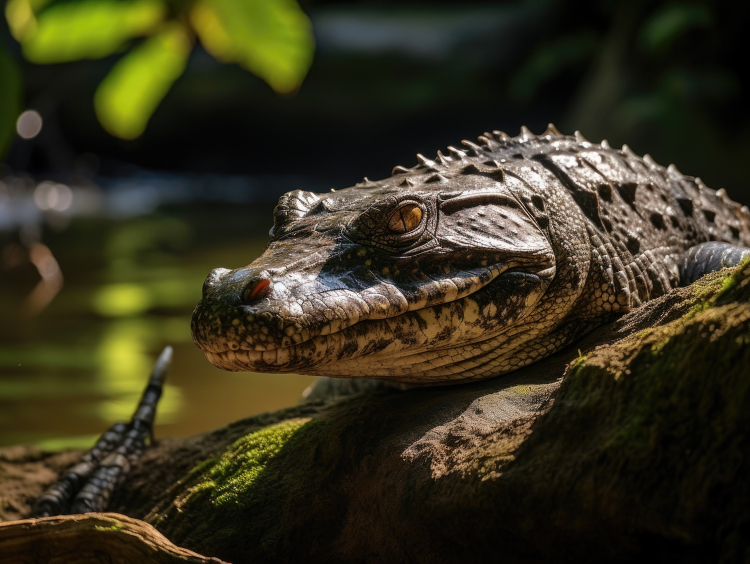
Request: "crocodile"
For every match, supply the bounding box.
[29,126,750,516]
[191,125,750,384]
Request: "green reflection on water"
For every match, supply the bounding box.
[93,283,152,316]
[92,276,201,317]
[36,434,101,451]
[1,203,312,450]
[94,318,186,422]
[0,347,98,370]
[0,377,98,399]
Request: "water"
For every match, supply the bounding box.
[0,200,316,449]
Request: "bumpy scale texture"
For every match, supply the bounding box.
[191,126,750,383]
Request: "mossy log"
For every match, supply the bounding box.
[2,264,750,563]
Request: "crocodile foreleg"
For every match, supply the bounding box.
[680,242,750,286]
[31,346,172,517]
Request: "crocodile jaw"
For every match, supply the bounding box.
[192,262,555,383]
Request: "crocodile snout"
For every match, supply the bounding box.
[201,266,273,306]
[201,267,231,299]
[193,265,299,355]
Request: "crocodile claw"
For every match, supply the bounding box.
[31,346,172,517]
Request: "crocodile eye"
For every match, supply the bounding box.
[387,204,423,234]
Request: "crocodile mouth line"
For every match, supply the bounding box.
[196,263,556,373]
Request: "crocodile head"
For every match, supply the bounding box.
[192,159,560,384]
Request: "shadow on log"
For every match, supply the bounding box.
[2,263,750,563]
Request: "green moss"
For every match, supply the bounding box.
[690,258,750,316]
[187,418,311,508]
[153,416,334,560]
[569,354,588,370]
[509,384,539,396]
[94,523,125,532]
[554,260,750,532]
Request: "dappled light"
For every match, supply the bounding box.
[33,181,72,211]
[15,109,42,139]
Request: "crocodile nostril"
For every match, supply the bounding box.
[242,278,271,304]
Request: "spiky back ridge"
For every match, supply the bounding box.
[385,123,750,251]
[392,124,566,175]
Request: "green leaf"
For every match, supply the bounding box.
[0,45,23,158]
[94,23,191,140]
[640,4,712,52]
[190,0,314,94]
[21,0,166,63]
[5,0,51,42]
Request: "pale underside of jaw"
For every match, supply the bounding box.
[202,265,555,380]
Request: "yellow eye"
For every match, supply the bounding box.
[388,204,423,234]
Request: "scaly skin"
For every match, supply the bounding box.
[191,126,750,384]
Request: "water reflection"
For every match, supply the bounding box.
[94,317,183,423]
[0,199,316,449]
[24,242,64,316]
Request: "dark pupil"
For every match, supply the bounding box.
[388,204,422,233]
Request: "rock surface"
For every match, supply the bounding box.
[2,263,750,563]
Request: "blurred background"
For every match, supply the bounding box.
[0,0,747,449]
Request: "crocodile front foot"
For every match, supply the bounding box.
[30,346,172,517]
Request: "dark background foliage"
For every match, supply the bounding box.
[4,0,749,189]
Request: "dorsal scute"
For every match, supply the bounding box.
[389,125,620,182]
[519,125,536,141]
[276,189,321,214]
[272,189,322,234]
[391,126,560,177]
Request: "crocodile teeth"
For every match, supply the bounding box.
[574,130,589,144]
[492,130,511,141]
[600,139,610,149]
[392,165,410,176]
[544,123,562,136]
